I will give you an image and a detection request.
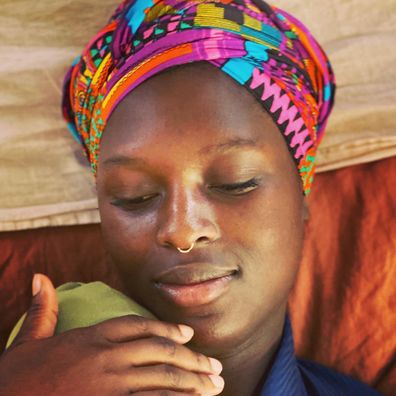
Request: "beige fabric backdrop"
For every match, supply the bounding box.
[1,0,395,231]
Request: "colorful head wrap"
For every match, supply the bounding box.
[62,0,335,194]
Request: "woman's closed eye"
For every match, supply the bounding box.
[210,177,261,195]
[111,177,261,210]
[111,194,158,209]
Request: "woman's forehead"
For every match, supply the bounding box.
[110,64,265,115]
[103,63,279,150]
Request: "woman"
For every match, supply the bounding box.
[0,0,381,394]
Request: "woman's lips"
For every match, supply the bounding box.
[155,273,236,307]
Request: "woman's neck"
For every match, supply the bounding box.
[217,309,286,396]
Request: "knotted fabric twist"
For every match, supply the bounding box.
[62,0,336,194]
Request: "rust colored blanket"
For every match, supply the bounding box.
[0,157,395,395]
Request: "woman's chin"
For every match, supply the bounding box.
[176,312,247,357]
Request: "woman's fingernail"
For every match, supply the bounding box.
[178,324,194,339]
[209,357,223,374]
[32,274,42,296]
[209,375,224,388]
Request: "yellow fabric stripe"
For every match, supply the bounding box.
[91,53,112,86]
[195,15,241,32]
[244,14,261,31]
[196,3,224,19]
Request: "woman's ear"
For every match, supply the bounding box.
[303,198,310,221]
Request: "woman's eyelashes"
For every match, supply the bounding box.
[111,194,158,210]
[210,177,261,194]
[110,177,262,211]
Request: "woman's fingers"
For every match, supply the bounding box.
[86,316,223,394]
[110,336,223,375]
[97,315,194,344]
[9,274,58,349]
[126,364,224,395]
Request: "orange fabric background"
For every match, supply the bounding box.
[0,157,395,395]
[289,156,396,394]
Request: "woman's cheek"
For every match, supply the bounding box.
[246,193,303,268]
[99,203,153,256]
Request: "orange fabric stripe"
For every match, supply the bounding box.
[102,43,193,120]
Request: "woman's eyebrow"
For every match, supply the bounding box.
[103,138,258,168]
[103,156,148,168]
[198,138,257,155]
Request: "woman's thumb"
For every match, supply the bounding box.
[11,274,59,347]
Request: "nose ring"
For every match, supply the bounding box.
[176,242,195,253]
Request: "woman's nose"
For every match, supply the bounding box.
[156,186,221,251]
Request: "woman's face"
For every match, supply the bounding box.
[96,64,305,356]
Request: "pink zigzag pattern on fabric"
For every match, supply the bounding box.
[250,68,313,160]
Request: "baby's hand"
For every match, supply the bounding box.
[0,274,224,395]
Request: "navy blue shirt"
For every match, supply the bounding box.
[259,317,382,395]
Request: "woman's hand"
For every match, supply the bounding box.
[0,274,224,395]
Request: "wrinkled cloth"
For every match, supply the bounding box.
[62,0,335,194]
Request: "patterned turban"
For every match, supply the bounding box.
[62,0,336,194]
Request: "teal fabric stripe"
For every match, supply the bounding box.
[324,83,332,101]
[221,58,255,84]
[245,41,269,61]
[240,25,282,47]
[126,0,154,34]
